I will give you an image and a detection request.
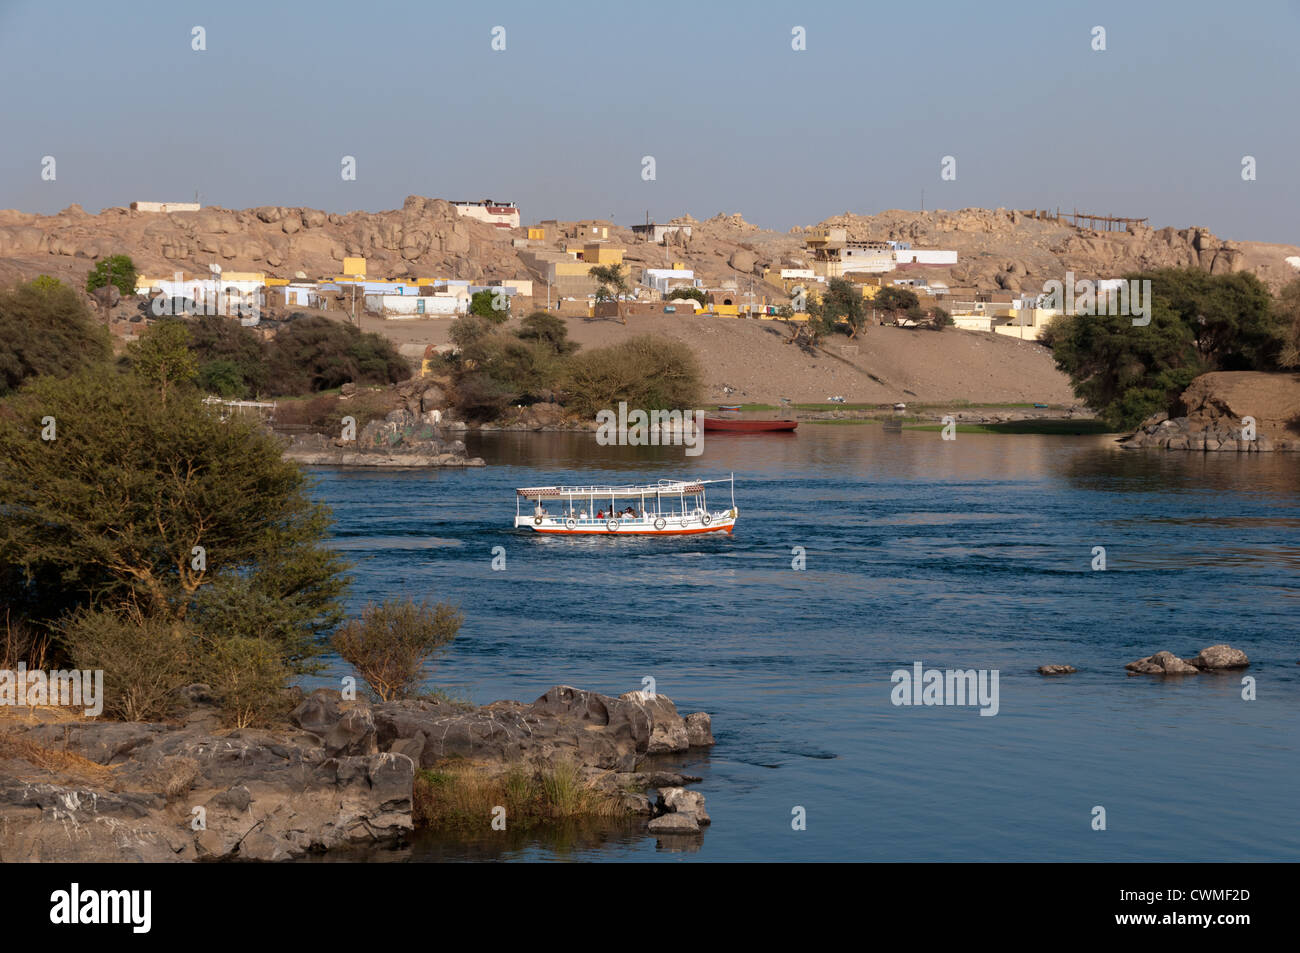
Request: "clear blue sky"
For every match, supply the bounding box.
[1,0,1295,242]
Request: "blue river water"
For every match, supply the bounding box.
[304,424,1300,862]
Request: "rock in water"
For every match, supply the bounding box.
[618,689,689,754]
[1125,651,1200,676]
[1189,644,1249,670]
[1037,665,1077,676]
[685,711,715,746]
[647,812,701,834]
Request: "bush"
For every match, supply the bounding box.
[198,635,291,728]
[562,335,702,417]
[0,279,112,394]
[58,609,194,722]
[332,599,462,701]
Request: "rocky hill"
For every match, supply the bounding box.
[2,198,1295,298]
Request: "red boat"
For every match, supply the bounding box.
[703,417,798,433]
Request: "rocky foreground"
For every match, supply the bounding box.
[0,685,713,862]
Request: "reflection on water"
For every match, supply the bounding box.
[305,425,1300,862]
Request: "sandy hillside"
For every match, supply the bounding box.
[366,312,1077,406]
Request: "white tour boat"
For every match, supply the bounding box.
[514,475,738,536]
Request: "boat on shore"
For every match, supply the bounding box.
[515,476,738,535]
[703,416,798,433]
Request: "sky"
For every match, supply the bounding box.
[0,0,1296,243]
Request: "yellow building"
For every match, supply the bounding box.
[581,243,625,265]
[342,257,367,278]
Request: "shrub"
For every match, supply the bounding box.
[58,609,195,722]
[198,635,291,728]
[0,279,112,394]
[331,599,462,701]
[562,335,702,417]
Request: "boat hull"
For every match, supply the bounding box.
[516,509,738,535]
[703,418,798,432]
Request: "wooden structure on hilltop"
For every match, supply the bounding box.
[1018,208,1149,232]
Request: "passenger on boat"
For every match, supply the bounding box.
[596,509,605,519]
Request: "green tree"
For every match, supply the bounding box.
[928,307,953,331]
[127,319,199,399]
[1277,278,1300,368]
[0,367,349,668]
[589,264,630,303]
[873,286,921,326]
[0,279,112,394]
[1044,301,1204,429]
[85,254,137,298]
[667,287,706,305]
[265,316,408,394]
[810,278,867,338]
[563,335,702,416]
[516,311,580,356]
[188,315,269,397]
[1046,269,1288,428]
[469,289,510,323]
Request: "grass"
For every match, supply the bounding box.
[0,731,119,785]
[906,419,1114,435]
[807,418,875,426]
[413,758,626,831]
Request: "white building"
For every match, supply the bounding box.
[364,294,465,317]
[131,201,201,213]
[452,199,520,229]
[643,268,699,295]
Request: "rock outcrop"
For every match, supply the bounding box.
[1125,644,1249,676]
[0,683,718,861]
[1120,372,1300,452]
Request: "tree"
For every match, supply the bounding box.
[127,319,199,400]
[86,254,137,298]
[1046,268,1289,428]
[589,264,630,303]
[928,307,954,331]
[265,316,408,394]
[0,278,112,394]
[469,289,510,323]
[873,286,921,326]
[1045,301,1204,429]
[188,315,269,397]
[516,311,579,356]
[667,287,706,306]
[809,278,866,338]
[0,367,349,669]
[563,335,702,416]
[1277,278,1300,368]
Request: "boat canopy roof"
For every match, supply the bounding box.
[516,478,728,500]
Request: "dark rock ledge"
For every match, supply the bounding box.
[0,685,713,862]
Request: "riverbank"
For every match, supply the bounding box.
[0,685,713,861]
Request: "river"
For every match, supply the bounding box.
[304,424,1300,861]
